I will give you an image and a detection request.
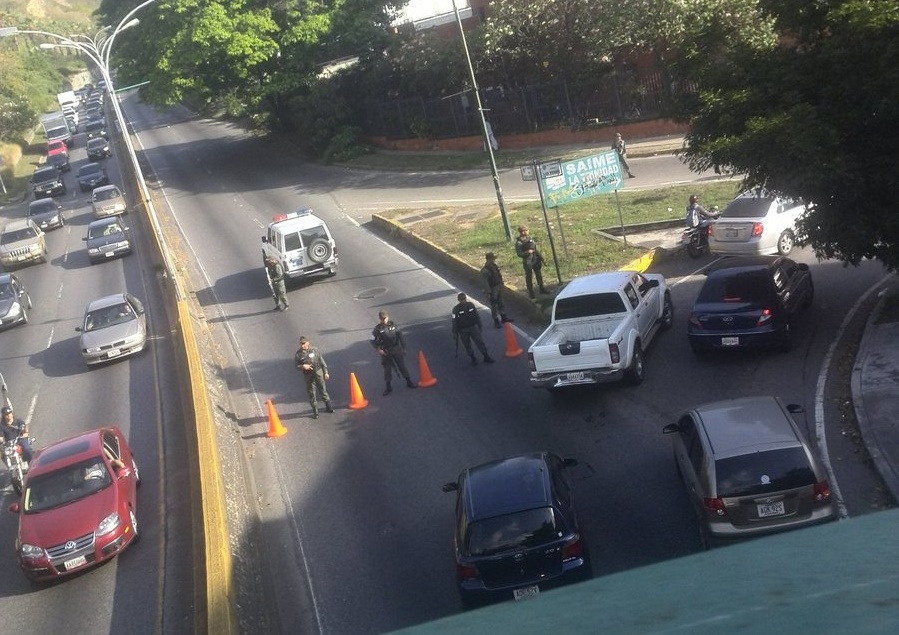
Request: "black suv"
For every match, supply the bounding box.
[687,256,814,354]
[31,166,67,199]
[442,452,592,606]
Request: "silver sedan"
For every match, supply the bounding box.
[75,293,147,366]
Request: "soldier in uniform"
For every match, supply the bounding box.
[451,293,494,366]
[264,256,289,311]
[294,336,333,419]
[514,225,548,299]
[370,311,417,395]
[480,252,513,328]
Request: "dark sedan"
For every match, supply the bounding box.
[27,198,65,231]
[442,452,592,607]
[687,256,814,354]
[84,217,132,264]
[84,119,108,140]
[0,272,32,329]
[77,162,109,192]
[86,137,111,161]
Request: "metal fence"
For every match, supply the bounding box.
[363,72,671,140]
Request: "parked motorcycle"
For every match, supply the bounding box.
[682,206,720,259]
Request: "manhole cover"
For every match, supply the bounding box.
[356,287,389,300]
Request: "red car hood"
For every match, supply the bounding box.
[19,485,120,547]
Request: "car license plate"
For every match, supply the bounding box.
[107,348,122,358]
[64,555,87,570]
[565,372,585,381]
[105,251,116,257]
[725,228,739,238]
[757,501,785,517]
[721,337,740,346]
[513,585,539,601]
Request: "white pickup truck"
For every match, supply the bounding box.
[527,270,673,390]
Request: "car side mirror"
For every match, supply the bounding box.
[117,467,132,479]
[442,482,459,493]
[562,458,578,468]
[75,326,83,332]
[643,279,659,290]
[261,237,269,244]
[662,423,679,434]
[8,502,20,514]
[786,404,805,415]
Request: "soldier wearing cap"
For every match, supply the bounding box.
[514,225,548,299]
[294,336,333,419]
[480,252,512,328]
[371,311,417,395]
[451,292,495,366]
[264,256,289,311]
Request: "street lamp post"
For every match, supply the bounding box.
[451,0,512,241]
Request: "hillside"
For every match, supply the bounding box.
[0,0,100,26]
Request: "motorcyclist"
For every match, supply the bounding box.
[1,406,33,464]
[685,194,717,246]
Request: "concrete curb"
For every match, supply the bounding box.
[852,291,899,503]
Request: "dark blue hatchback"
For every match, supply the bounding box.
[687,256,814,354]
[442,452,592,606]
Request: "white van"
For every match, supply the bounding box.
[261,209,338,281]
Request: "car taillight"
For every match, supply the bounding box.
[813,480,831,502]
[688,312,702,328]
[609,342,620,364]
[703,497,726,516]
[751,222,764,237]
[456,563,477,581]
[562,535,584,561]
[527,351,536,372]
[755,309,773,326]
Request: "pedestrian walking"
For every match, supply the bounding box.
[514,225,549,299]
[264,256,289,311]
[451,293,495,366]
[294,336,333,419]
[612,132,635,178]
[480,253,513,328]
[371,311,417,395]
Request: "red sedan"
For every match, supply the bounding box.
[8,426,140,581]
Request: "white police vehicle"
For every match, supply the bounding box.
[261,209,338,281]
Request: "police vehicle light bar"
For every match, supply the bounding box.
[272,208,313,223]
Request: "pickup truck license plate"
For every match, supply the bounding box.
[565,372,585,381]
[757,501,785,518]
[64,555,87,570]
[513,585,539,601]
[721,337,740,346]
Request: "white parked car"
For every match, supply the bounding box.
[708,190,807,256]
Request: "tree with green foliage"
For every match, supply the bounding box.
[678,0,899,270]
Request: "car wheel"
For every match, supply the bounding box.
[129,507,140,543]
[25,293,32,310]
[625,342,644,385]
[660,292,674,330]
[777,230,795,255]
[132,457,141,486]
[306,238,333,264]
[802,279,815,309]
[20,306,28,324]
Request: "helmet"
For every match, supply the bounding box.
[689,195,699,204]
[1,406,11,416]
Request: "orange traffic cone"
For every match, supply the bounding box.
[504,322,523,358]
[417,350,437,387]
[266,400,287,437]
[349,373,369,409]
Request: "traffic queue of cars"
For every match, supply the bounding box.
[444,190,832,607]
[2,81,144,583]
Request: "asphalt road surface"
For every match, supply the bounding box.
[120,94,892,634]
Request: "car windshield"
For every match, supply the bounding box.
[721,197,776,218]
[88,223,122,239]
[29,202,55,216]
[466,507,563,557]
[93,188,121,202]
[33,169,57,181]
[23,457,112,513]
[84,301,134,331]
[716,447,816,498]
[79,165,102,177]
[698,270,774,304]
[1,228,37,244]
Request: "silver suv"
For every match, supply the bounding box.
[0,219,47,269]
[662,396,836,546]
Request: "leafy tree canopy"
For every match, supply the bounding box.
[680,0,899,270]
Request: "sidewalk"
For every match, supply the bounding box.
[852,281,899,502]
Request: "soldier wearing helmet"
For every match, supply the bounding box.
[1,405,33,464]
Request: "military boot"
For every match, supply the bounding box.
[383,381,392,396]
[470,355,478,366]
[494,317,502,329]
[483,355,495,364]
[325,400,334,413]
[311,406,319,420]
[405,378,417,389]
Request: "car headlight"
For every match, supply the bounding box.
[123,332,143,345]
[6,301,21,317]
[88,247,101,254]
[20,543,44,559]
[84,346,102,354]
[97,512,121,537]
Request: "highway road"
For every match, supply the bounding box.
[64,93,895,634]
[0,117,193,631]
